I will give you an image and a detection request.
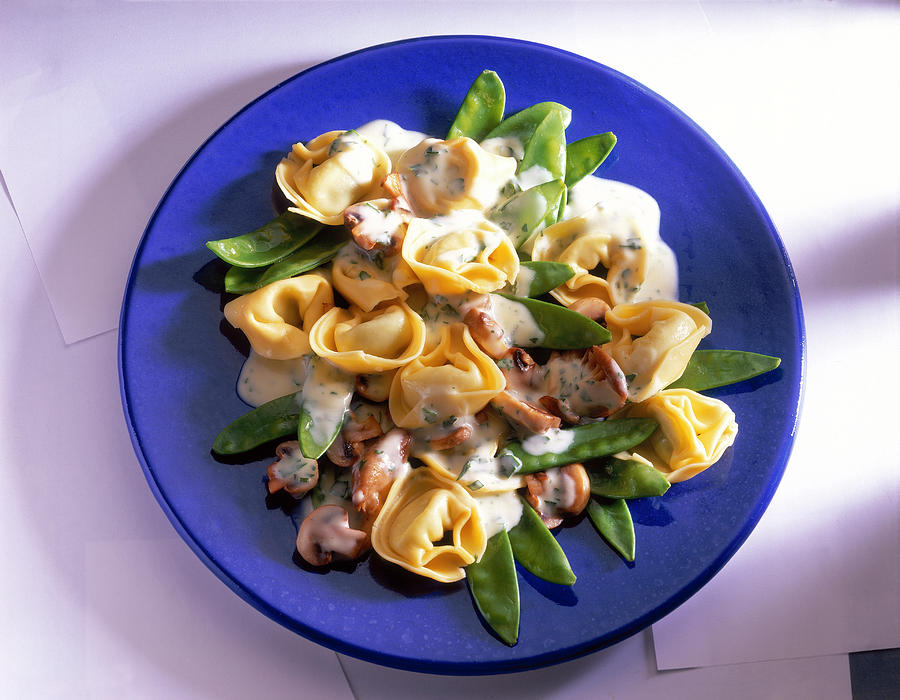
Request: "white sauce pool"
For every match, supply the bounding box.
[356,119,428,165]
[521,428,575,456]
[236,352,307,407]
[473,491,523,538]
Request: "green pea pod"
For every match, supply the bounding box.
[297,356,355,459]
[490,180,565,249]
[508,498,576,585]
[564,132,617,188]
[587,498,635,562]
[484,102,572,177]
[690,301,710,316]
[212,390,303,455]
[668,349,782,392]
[206,212,322,268]
[519,108,568,182]
[492,293,611,348]
[588,456,670,499]
[447,70,505,142]
[466,529,519,646]
[224,228,348,294]
[511,261,575,298]
[499,418,658,475]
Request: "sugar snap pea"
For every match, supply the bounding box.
[484,102,571,178]
[493,293,611,348]
[466,529,519,646]
[587,498,635,562]
[212,390,303,455]
[490,179,566,249]
[667,349,782,392]
[511,261,575,298]
[447,70,505,142]
[224,227,348,294]
[297,356,355,459]
[690,301,710,315]
[206,212,322,268]
[508,498,576,585]
[499,418,658,475]
[565,132,617,188]
[588,456,670,499]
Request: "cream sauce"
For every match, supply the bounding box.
[236,352,307,407]
[300,355,355,448]
[521,428,575,456]
[541,353,624,417]
[487,294,545,347]
[511,265,535,297]
[480,135,524,160]
[355,119,429,165]
[473,491,523,538]
[516,164,555,191]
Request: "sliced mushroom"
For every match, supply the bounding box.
[296,504,369,566]
[491,390,561,433]
[428,424,473,451]
[568,297,610,322]
[539,346,628,423]
[524,463,591,528]
[352,428,411,516]
[266,441,318,497]
[343,201,408,255]
[326,412,384,467]
[463,308,509,359]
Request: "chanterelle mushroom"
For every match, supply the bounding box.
[296,504,369,566]
[540,346,628,423]
[491,348,561,433]
[524,463,591,528]
[352,428,411,516]
[325,411,384,467]
[463,307,509,359]
[267,441,318,497]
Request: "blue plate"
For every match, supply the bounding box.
[119,36,804,674]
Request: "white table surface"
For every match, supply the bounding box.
[1,1,897,698]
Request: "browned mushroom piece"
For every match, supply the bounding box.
[343,201,408,255]
[539,346,628,423]
[382,172,404,199]
[428,424,473,451]
[325,411,385,467]
[524,463,591,528]
[463,307,509,359]
[266,441,319,497]
[491,390,562,433]
[355,372,394,403]
[568,297,610,322]
[352,428,412,516]
[296,504,370,566]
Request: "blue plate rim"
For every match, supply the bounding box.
[118,34,806,675]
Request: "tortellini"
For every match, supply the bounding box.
[275,130,391,225]
[371,467,487,582]
[530,193,660,307]
[331,242,418,311]
[402,211,519,295]
[603,300,712,402]
[396,137,516,216]
[624,388,738,483]
[389,323,505,429]
[309,302,426,374]
[223,274,333,360]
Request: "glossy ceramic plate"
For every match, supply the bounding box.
[119,36,804,674]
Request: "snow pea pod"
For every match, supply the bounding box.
[564,132,617,188]
[466,529,519,646]
[490,179,565,249]
[484,102,572,179]
[508,498,576,585]
[511,261,575,298]
[206,212,322,268]
[211,390,302,455]
[588,456,670,499]
[224,228,348,294]
[447,70,505,142]
[493,293,611,348]
[297,356,355,459]
[499,418,658,475]
[668,349,782,392]
[587,498,635,562]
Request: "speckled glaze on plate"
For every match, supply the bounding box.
[118,36,804,674]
